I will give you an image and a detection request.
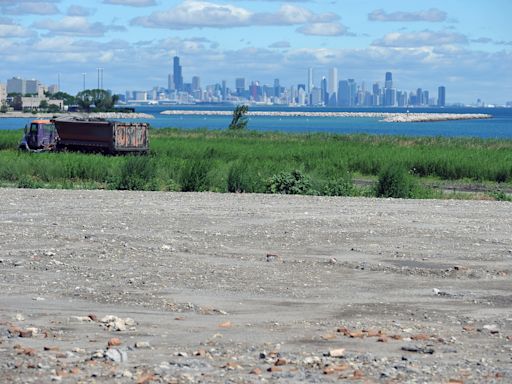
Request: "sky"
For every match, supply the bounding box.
[0,0,511,104]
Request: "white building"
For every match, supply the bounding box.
[0,83,6,104]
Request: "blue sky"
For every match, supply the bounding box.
[1,0,510,104]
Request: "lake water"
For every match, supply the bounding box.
[1,106,511,139]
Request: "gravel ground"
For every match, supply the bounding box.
[0,188,511,383]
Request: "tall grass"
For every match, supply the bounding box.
[1,128,512,199]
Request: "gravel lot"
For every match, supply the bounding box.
[1,188,511,383]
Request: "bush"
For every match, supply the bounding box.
[376,164,417,198]
[17,175,43,189]
[267,169,317,195]
[112,155,155,190]
[179,159,211,192]
[323,174,354,196]
[227,161,261,193]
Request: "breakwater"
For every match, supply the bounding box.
[160,109,491,122]
[0,112,154,119]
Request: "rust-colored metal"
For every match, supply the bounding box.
[53,117,149,154]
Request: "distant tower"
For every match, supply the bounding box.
[173,56,183,92]
[307,67,313,94]
[437,86,446,107]
[235,78,245,95]
[320,76,328,105]
[328,68,338,106]
[385,72,393,89]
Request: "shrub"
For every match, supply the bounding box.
[323,174,354,196]
[112,155,155,190]
[376,164,417,198]
[227,160,258,193]
[179,159,211,192]
[266,169,317,195]
[17,175,43,189]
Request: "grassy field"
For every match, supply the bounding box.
[1,128,511,200]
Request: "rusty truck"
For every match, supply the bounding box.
[19,117,149,154]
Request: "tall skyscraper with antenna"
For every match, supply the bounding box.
[173,56,183,92]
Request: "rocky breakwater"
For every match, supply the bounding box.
[0,112,154,119]
[161,109,491,122]
[381,113,491,123]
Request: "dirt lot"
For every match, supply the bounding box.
[1,188,511,383]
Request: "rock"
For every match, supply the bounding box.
[377,335,388,342]
[108,337,122,347]
[15,313,25,321]
[321,333,336,340]
[250,367,262,375]
[275,358,287,366]
[218,321,232,329]
[19,329,33,338]
[401,345,435,354]
[134,341,151,349]
[328,348,345,357]
[105,348,128,363]
[222,361,241,370]
[411,334,430,341]
[266,253,280,262]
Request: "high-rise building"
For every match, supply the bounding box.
[25,79,40,94]
[235,78,245,95]
[385,72,393,89]
[328,67,338,106]
[7,77,26,94]
[320,77,328,105]
[274,79,280,98]
[167,74,174,91]
[173,56,183,92]
[437,86,446,107]
[307,67,313,94]
[192,76,200,91]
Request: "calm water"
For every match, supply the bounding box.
[1,106,511,139]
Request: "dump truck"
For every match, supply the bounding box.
[19,117,149,154]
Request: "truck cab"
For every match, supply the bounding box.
[19,120,58,151]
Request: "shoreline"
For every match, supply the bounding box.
[0,112,154,119]
[161,109,492,122]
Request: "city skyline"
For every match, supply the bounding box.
[0,0,510,105]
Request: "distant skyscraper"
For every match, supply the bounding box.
[307,67,313,94]
[385,72,393,89]
[173,56,183,92]
[274,78,280,98]
[192,76,200,91]
[235,78,245,95]
[437,86,446,107]
[328,68,338,106]
[320,76,328,105]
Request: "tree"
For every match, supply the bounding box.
[75,89,117,112]
[228,104,249,130]
[50,91,76,106]
[39,100,49,110]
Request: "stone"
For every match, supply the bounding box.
[401,345,435,354]
[108,337,122,347]
[328,348,345,357]
[321,333,337,340]
[377,335,388,342]
[222,361,241,370]
[19,329,33,338]
[218,321,232,329]
[135,341,151,349]
[105,348,128,363]
[275,358,287,366]
[250,367,262,375]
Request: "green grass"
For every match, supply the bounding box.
[1,127,512,200]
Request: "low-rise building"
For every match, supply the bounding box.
[21,96,63,110]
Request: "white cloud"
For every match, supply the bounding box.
[131,1,339,29]
[103,0,157,7]
[372,30,468,47]
[297,22,348,36]
[33,16,125,37]
[0,19,33,37]
[67,5,94,17]
[1,1,60,15]
[368,8,447,22]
